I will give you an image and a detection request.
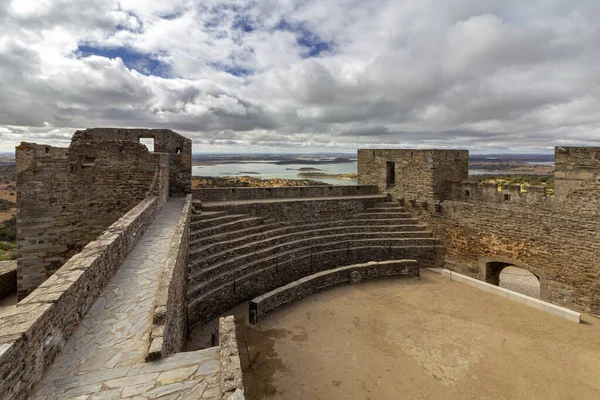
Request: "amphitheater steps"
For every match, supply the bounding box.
[190,216,268,242]
[186,197,442,329]
[191,225,433,259]
[190,235,439,282]
[190,213,253,229]
[187,244,435,300]
[192,223,433,255]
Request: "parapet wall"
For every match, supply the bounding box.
[0,196,161,400]
[193,185,378,202]
[16,136,172,299]
[147,195,192,361]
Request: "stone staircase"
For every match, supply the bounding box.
[187,199,442,329]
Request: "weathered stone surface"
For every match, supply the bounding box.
[219,316,244,395]
[249,260,419,324]
[147,195,192,361]
[359,146,600,315]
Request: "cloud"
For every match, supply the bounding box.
[1,0,600,153]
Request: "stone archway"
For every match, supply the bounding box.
[479,258,543,299]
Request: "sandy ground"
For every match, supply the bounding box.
[189,270,600,400]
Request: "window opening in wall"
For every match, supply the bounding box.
[139,137,155,152]
[386,161,396,188]
[176,148,182,154]
[503,194,511,201]
[465,190,470,197]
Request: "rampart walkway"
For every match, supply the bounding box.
[28,198,221,399]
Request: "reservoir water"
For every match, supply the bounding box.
[192,162,358,185]
[193,160,550,185]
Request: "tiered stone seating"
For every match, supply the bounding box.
[187,197,442,329]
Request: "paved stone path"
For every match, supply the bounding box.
[28,199,222,399]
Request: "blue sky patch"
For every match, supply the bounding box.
[210,62,253,77]
[76,45,169,77]
[275,20,334,58]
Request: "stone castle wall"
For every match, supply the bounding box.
[16,140,169,299]
[359,147,600,315]
[72,128,192,196]
[0,197,162,400]
[358,149,468,204]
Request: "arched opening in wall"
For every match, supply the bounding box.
[139,137,155,152]
[485,262,540,299]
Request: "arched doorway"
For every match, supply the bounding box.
[483,261,541,299]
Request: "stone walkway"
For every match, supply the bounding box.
[28,198,222,399]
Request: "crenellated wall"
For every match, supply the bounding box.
[358,146,600,315]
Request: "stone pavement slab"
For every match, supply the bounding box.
[27,199,223,399]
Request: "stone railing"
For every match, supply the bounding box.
[0,196,162,400]
[249,260,418,324]
[192,185,378,202]
[219,316,245,399]
[147,195,192,360]
[0,260,16,300]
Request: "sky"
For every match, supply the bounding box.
[1,0,600,154]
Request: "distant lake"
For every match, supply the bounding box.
[193,161,545,184]
[192,162,358,185]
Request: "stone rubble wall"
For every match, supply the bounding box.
[193,185,378,202]
[249,260,419,324]
[0,196,162,400]
[147,195,192,361]
[16,140,170,299]
[357,149,469,204]
[0,261,16,300]
[72,128,192,196]
[218,316,245,398]
[413,201,600,315]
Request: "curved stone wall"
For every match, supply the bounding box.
[248,260,419,324]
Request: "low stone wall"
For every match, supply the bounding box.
[219,316,245,399]
[147,195,192,361]
[249,260,419,324]
[193,185,378,202]
[0,196,162,400]
[202,195,387,221]
[0,261,16,300]
[189,244,440,328]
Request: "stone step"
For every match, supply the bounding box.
[191,224,433,257]
[187,239,435,300]
[354,212,415,219]
[187,244,440,327]
[190,211,228,221]
[190,234,439,280]
[191,226,434,264]
[190,214,249,229]
[190,217,268,242]
[363,209,412,215]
